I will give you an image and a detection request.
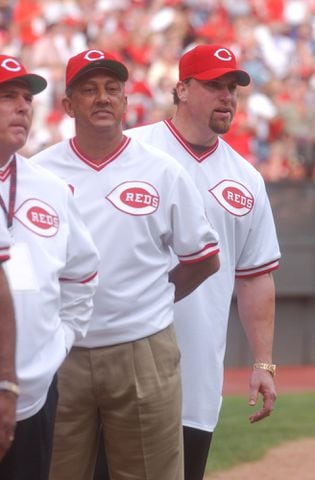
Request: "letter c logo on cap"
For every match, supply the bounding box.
[84,50,105,62]
[213,48,233,62]
[1,58,22,72]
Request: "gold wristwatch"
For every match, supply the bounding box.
[253,362,276,377]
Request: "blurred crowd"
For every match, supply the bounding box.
[2,0,315,181]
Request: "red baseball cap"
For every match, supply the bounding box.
[0,55,47,94]
[179,44,250,86]
[65,49,129,91]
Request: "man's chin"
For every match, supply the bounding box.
[13,136,28,153]
[211,125,231,135]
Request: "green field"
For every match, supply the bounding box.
[206,392,315,473]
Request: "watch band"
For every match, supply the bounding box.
[253,362,276,377]
[0,380,20,396]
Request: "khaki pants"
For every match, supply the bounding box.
[49,325,183,480]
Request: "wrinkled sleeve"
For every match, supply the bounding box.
[166,166,219,263]
[236,177,280,277]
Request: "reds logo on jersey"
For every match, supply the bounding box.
[106,181,159,215]
[210,180,254,216]
[14,199,60,236]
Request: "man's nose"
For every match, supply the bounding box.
[96,88,110,101]
[16,96,32,112]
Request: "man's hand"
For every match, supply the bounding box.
[248,368,277,423]
[0,391,16,460]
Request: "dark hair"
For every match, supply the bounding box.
[172,87,179,105]
[65,87,73,97]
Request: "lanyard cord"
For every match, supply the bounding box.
[0,156,17,229]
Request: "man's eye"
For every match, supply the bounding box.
[82,87,95,94]
[107,87,120,94]
[204,81,217,88]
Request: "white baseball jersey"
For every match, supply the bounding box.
[32,136,219,348]
[0,155,99,421]
[0,208,11,262]
[126,119,281,431]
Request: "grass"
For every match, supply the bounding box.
[206,392,315,473]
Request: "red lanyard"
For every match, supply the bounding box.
[0,157,17,230]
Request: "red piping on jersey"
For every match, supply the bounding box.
[59,271,98,284]
[0,163,12,182]
[235,259,280,278]
[180,248,220,265]
[69,136,131,171]
[164,119,219,162]
[180,242,219,258]
[0,250,10,262]
[179,242,220,264]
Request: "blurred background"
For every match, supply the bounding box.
[3,0,315,366]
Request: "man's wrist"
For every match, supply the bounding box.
[253,362,276,377]
[0,380,20,396]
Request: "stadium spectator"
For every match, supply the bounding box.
[5,0,315,178]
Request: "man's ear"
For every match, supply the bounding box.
[123,95,128,113]
[62,96,74,118]
[176,81,188,102]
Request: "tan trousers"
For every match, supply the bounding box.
[49,325,183,480]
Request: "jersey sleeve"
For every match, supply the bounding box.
[235,177,280,277]
[0,209,11,263]
[166,166,219,263]
[58,188,99,351]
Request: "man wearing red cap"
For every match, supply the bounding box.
[0,55,99,480]
[32,49,220,480]
[0,211,16,462]
[127,44,280,480]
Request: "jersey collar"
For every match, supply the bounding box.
[164,119,219,162]
[69,135,131,171]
